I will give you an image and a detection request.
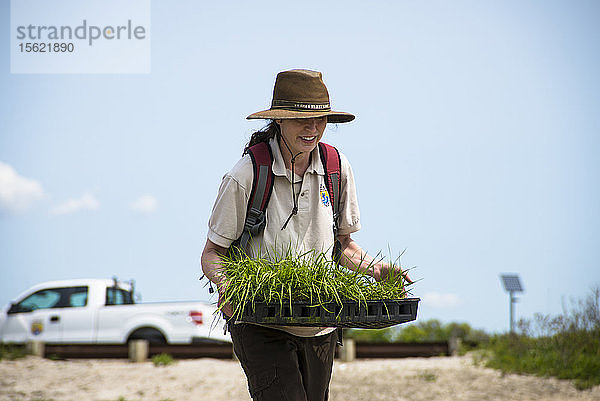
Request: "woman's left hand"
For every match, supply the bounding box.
[338,234,414,284]
[372,263,413,284]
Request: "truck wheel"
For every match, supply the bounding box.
[127,327,167,345]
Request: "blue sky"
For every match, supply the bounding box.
[1,0,599,333]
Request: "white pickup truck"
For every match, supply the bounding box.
[0,278,230,344]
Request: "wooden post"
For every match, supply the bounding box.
[26,341,45,358]
[448,337,462,356]
[128,340,148,363]
[339,338,355,362]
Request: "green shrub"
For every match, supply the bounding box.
[152,353,175,367]
[0,343,26,360]
[346,319,489,347]
[479,287,600,390]
[418,370,437,382]
[345,327,394,342]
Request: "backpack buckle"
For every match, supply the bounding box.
[245,207,266,236]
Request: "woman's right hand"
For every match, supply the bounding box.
[201,239,234,317]
[217,281,234,318]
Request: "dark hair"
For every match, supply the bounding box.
[244,120,280,154]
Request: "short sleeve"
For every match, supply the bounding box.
[337,153,361,236]
[207,158,253,248]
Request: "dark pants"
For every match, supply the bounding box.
[229,323,337,401]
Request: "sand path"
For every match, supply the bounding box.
[1,355,598,401]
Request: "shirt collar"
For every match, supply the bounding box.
[269,137,325,177]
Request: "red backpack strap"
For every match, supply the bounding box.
[318,142,342,261]
[236,141,275,254]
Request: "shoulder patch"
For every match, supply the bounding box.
[320,183,331,207]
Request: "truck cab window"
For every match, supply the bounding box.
[106,287,133,306]
[69,287,88,307]
[10,289,61,313]
[8,286,89,313]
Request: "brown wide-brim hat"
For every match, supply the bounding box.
[247,69,355,123]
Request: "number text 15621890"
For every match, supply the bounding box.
[19,42,74,53]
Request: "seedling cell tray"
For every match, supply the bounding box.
[237,298,420,329]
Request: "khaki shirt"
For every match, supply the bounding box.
[208,137,361,336]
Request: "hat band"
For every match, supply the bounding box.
[271,99,331,111]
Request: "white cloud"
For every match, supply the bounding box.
[50,192,100,215]
[422,291,463,309]
[130,194,157,214]
[0,162,45,213]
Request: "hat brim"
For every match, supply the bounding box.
[247,109,355,123]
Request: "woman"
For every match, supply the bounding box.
[201,69,410,401]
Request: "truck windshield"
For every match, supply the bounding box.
[105,287,134,306]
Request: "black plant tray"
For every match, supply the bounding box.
[237,298,419,329]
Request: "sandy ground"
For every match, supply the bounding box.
[1,355,599,401]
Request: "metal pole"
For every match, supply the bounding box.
[509,291,515,333]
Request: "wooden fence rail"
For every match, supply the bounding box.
[32,341,451,360]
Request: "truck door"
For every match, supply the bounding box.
[94,286,135,342]
[59,286,94,342]
[3,287,65,343]
[3,286,92,343]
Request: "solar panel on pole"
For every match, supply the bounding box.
[499,274,524,333]
[501,275,524,293]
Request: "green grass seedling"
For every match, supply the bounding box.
[216,247,414,321]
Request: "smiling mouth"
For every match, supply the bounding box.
[300,136,317,142]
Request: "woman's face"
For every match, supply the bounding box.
[278,117,327,156]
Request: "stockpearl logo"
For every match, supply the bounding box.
[16,19,147,46]
[11,0,151,74]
